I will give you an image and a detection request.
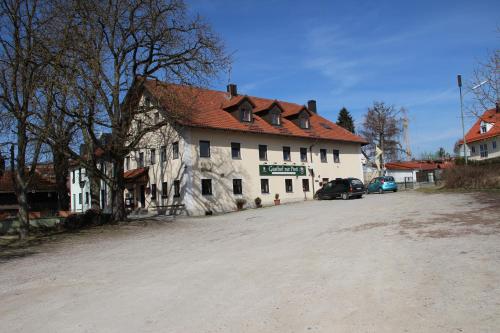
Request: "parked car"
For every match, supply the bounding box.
[366,176,398,194]
[315,178,365,200]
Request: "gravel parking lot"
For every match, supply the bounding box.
[1,191,500,332]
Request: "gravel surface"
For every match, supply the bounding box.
[1,191,500,332]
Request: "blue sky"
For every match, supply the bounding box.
[188,0,499,157]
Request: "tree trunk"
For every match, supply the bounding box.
[52,146,70,211]
[17,189,30,240]
[87,166,101,211]
[111,158,126,222]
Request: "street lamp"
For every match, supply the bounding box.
[457,75,490,165]
[457,74,467,165]
[79,180,86,212]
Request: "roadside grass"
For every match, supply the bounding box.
[416,186,500,194]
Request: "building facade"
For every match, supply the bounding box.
[458,105,500,160]
[70,80,367,216]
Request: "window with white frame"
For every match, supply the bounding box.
[479,143,488,158]
[241,108,251,122]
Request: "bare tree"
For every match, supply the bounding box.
[57,0,229,221]
[360,101,401,168]
[0,0,53,239]
[468,50,499,116]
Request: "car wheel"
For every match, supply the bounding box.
[341,192,349,200]
[378,188,384,194]
[394,189,398,192]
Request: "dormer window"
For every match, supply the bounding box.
[299,113,310,129]
[271,110,281,125]
[481,123,487,133]
[241,108,251,122]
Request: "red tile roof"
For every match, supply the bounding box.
[0,169,57,193]
[124,167,148,181]
[459,108,500,144]
[143,80,367,144]
[385,160,454,171]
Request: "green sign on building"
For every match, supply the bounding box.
[259,164,307,176]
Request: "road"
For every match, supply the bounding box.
[1,191,500,332]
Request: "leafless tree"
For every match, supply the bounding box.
[56,0,230,221]
[360,101,401,167]
[468,49,499,116]
[0,0,54,239]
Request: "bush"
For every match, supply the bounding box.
[442,164,500,189]
[254,197,262,207]
[62,209,112,231]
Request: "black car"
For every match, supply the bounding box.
[315,178,365,200]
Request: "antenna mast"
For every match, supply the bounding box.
[401,108,411,160]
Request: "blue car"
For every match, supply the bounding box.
[366,176,398,194]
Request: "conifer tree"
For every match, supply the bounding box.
[336,107,355,133]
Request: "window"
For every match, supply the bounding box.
[302,179,310,192]
[150,149,156,165]
[151,184,157,200]
[200,140,210,158]
[481,123,487,133]
[320,149,327,162]
[85,192,89,204]
[493,141,497,150]
[299,114,310,129]
[241,108,251,122]
[471,145,476,154]
[479,143,488,158]
[78,168,81,182]
[233,179,242,195]
[285,179,293,193]
[172,142,179,159]
[162,182,168,198]
[283,146,291,161]
[271,110,281,125]
[160,146,166,163]
[154,112,160,124]
[125,156,130,170]
[72,170,75,184]
[333,149,340,163]
[259,145,267,161]
[300,147,308,162]
[78,193,82,205]
[261,179,269,194]
[201,179,212,195]
[174,180,180,197]
[138,152,144,167]
[231,142,241,159]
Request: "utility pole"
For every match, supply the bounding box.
[457,74,468,165]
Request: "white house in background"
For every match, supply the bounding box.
[385,160,454,183]
[457,105,500,160]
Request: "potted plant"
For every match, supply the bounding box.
[254,197,262,208]
[236,198,246,210]
[274,193,280,205]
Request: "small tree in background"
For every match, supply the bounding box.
[360,101,401,167]
[336,107,355,133]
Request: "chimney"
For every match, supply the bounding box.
[227,84,237,98]
[307,100,317,114]
[0,154,4,177]
[496,101,499,113]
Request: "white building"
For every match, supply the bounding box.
[458,105,500,161]
[71,81,368,216]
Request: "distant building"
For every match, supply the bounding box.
[385,160,454,183]
[458,105,500,160]
[0,164,60,217]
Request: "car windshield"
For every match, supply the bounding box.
[384,176,394,182]
[350,179,363,185]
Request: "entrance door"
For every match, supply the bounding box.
[140,185,146,208]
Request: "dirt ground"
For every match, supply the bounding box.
[1,191,500,332]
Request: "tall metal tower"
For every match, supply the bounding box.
[401,108,411,160]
